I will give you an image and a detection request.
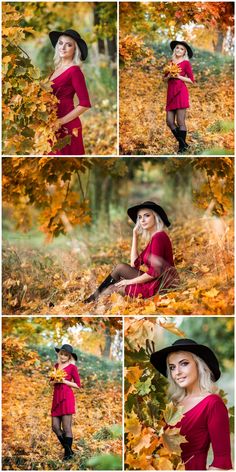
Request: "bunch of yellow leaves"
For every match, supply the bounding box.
[49,368,66,382]
[163,62,181,77]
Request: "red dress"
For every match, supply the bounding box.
[50,65,91,155]
[51,363,81,416]
[125,231,179,298]
[166,61,194,111]
[175,394,232,470]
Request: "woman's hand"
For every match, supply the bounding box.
[133,223,140,236]
[115,279,130,288]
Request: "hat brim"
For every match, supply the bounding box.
[49,31,88,61]
[55,347,77,361]
[150,343,220,381]
[127,203,171,227]
[170,40,193,59]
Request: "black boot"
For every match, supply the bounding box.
[57,434,65,448]
[84,274,116,303]
[171,127,180,141]
[177,130,189,154]
[63,437,74,460]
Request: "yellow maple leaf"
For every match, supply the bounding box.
[125,365,143,385]
[204,288,219,298]
[125,411,142,436]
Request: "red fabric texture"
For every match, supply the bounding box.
[125,231,179,299]
[166,60,194,111]
[51,363,81,417]
[50,65,91,155]
[174,394,232,470]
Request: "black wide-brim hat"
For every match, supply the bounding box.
[127,201,171,227]
[170,40,193,59]
[150,338,220,381]
[55,344,78,361]
[49,29,88,61]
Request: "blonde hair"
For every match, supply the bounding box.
[54,36,82,69]
[137,210,165,242]
[172,45,190,62]
[57,349,76,365]
[166,351,217,404]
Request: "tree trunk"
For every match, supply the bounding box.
[213,30,224,53]
[101,326,112,358]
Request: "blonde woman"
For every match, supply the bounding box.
[49,29,91,155]
[84,201,179,303]
[165,40,194,153]
[50,344,81,460]
[150,339,232,470]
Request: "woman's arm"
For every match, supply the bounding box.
[58,105,89,126]
[63,379,80,389]
[130,225,139,266]
[207,397,232,470]
[176,74,193,85]
[115,272,154,288]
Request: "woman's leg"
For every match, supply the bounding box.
[84,263,142,303]
[52,416,65,448]
[166,110,180,142]
[102,263,143,297]
[62,415,74,459]
[176,108,189,152]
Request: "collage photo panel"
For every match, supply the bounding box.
[1,1,235,472]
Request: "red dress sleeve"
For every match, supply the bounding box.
[71,66,91,108]
[71,365,81,387]
[146,232,172,278]
[134,252,144,269]
[184,61,194,82]
[208,397,232,469]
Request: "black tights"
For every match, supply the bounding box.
[166,109,187,131]
[111,263,143,281]
[52,415,73,438]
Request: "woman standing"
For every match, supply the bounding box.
[50,344,81,460]
[84,201,179,303]
[150,338,233,470]
[165,40,194,154]
[49,29,91,155]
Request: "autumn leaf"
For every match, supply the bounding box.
[163,402,184,426]
[125,366,143,384]
[204,288,219,298]
[125,411,142,437]
[162,427,188,454]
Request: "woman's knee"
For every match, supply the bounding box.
[166,117,174,129]
[52,424,61,435]
[111,262,130,279]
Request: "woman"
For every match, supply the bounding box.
[49,29,91,155]
[165,40,194,154]
[150,338,233,470]
[84,201,179,303]
[50,344,81,460]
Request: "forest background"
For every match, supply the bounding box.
[119,2,234,156]
[2,1,117,155]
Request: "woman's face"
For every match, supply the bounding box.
[174,44,186,58]
[59,350,70,363]
[168,351,199,391]
[137,208,156,232]
[57,35,76,61]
